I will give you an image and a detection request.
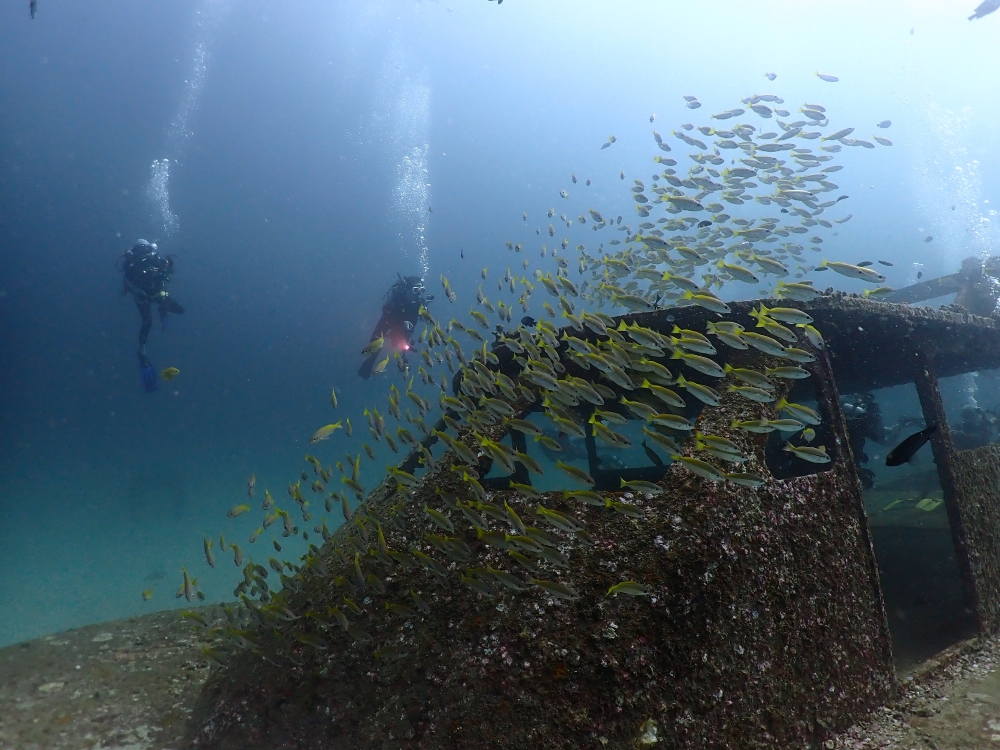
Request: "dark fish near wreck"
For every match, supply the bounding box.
[641,439,664,466]
[886,423,937,466]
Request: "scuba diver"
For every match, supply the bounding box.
[840,392,885,489]
[358,274,433,380]
[117,240,185,392]
[950,403,997,451]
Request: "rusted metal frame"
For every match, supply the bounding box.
[913,346,985,632]
[812,341,895,671]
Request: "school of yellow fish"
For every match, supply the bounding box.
[172,90,891,666]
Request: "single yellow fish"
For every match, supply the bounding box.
[161,367,180,380]
[606,581,652,597]
[309,422,342,443]
[361,336,384,356]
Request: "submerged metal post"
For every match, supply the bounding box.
[812,341,895,668]
[913,346,984,632]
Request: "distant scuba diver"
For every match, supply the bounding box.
[358,274,432,380]
[840,392,884,488]
[117,240,185,392]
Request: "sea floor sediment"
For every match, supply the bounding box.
[5,607,1000,749]
[0,608,221,750]
[829,634,1000,749]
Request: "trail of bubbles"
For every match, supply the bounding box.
[146,159,179,237]
[146,0,231,237]
[394,141,431,281]
[914,104,1000,407]
[376,42,431,279]
[388,65,431,281]
[915,104,997,277]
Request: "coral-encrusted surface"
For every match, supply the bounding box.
[187,471,892,750]
[185,297,911,749]
[802,294,1000,394]
[953,444,1000,633]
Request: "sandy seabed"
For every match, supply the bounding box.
[0,608,221,750]
[6,609,1000,749]
[830,635,1000,749]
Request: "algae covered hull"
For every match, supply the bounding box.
[185,295,918,749]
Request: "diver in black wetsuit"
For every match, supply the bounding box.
[118,240,185,391]
[842,392,884,489]
[358,274,432,380]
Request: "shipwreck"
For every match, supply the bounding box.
[186,293,1000,749]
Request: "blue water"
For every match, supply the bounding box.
[3,0,1000,647]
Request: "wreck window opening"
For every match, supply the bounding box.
[590,415,673,491]
[587,377,699,490]
[480,394,683,493]
[397,428,448,478]
[427,431,451,463]
[407,437,434,478]
[763,377,836,480]
[846,382,978,671]
[481,430,529,487]
[938,369,1000,451]
[482,408,594,493]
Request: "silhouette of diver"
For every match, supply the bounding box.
[358,274,432,380]
[118,240,185,391]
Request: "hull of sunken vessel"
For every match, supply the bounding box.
[187,296,906,749]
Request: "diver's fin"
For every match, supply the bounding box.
[139,355,157,393]
[163,297,185,315]
[357,352,377,381]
